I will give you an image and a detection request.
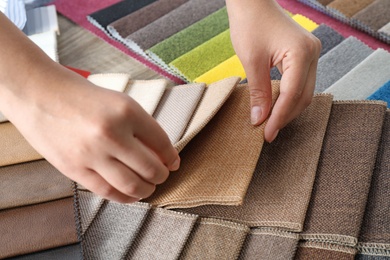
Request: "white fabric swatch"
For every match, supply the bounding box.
[28,30,58,62]
[88,73,130,92]
[5,0,26,30]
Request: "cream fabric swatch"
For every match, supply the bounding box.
[174,77,240,152]
[28,30,58,62]
[153,83,205,144]
[78,190,104,235]
[145,82,280,208]
[88,73,130,92]
[0,122,42,167]
[0,112,7,122]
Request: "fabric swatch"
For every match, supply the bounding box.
[355,254,390,260]
[23,5,58,35]
[125,79,168,115]
[174,77,239,152]
[0,122,42,167]
[0,198,78,259]
[153,83,205,144]
[324,49,390,100]
[4,0,26,30]
[83,201,150,260]
[87,0,156,35]
[327,0,375,18]
[379,22,390,35]
[295,241,356,260]
[182,94,333,231]
[312,24,345,57]
[194,55,246,85]
[145,83,279,208]
[180,218,249,260]
[28,30,58,62]
[126,208,197,260]
[147,7,229,66]
[0,159,73,210]
[301,101,387,246]
[66,66,91,78]
[292,14,319,32]
[107,0,189,40]
[0,112,7,122]
[0,0,7,14]
[367,81,390,108]
[125,0,226,53]
[169,29,235,82]
[315,36,374,93]
[10,243,83,260]
[78,190,104,235]
[239,227,299,260]
[352,0,390,32]
[87,73,130,92]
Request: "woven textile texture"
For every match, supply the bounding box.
[83,201,150,260]
[301,101,387,246]
[295,241,356,260]
[367,81,390,108]
[182,94,333,231]
[311,24,345,57]
[356,254,390,260]
[324,49,390,100]
[238,227,299,260]
[87,73,130,92]
[126,208,197,259]
[0,160,73,210]
[315,36,374,93]
[145,82,280,208]
[153,83,205,144]
[0,198,78,259]
[78,190,104,235]
[0,122,42,166]
[10,244,83,260]
[180,218,249,260]
[352,0,390,32]
[327,0,375,18]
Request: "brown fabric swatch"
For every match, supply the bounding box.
[0,122,42,167]
[352,0,390,31]
[145,82,280,208]
[181,94,333,231]
[180,218,249,260]
[328,0,375,18]
[301,101,387,246]
[0,198,78,259]
[0,159,73,210]
[239,227,299,260]
[126,208,198,259]
[295,241,356,260]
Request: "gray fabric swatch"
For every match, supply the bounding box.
[9,243,83,260]
[324,49,390,100]
[356,254,390,260]
[315,37,374,93]
[78,191,104,235]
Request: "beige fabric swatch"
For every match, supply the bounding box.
[0,122,42,167]
[88,73,130,92]
[0,159,73,210]
[78,190,104,235]
[0,112,7,123]
[174,77,240,152]
[153,83,206,144]
[295,241,356,260]
[145,82,280,208]
[180,218,249,260]
[125,79,168,115]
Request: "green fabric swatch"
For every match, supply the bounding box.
[169,29,235,81]
[147,7,229,65]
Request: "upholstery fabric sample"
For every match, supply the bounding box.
[174,77,240,152]
[301,101,387,246]
[295,241,356,260]
[238,227,299,260]
[356,255,390,260]
[180,218,249,260]
[4,0,26,30]
[367,81,390,108]
[107,0,188,40]
[0,122,42,167]
[0,112,6,122]
[23,5,58,35]
[194,55,246,85]
[169,30,235,81]
[0,159,73,210]
[87,0,156,34]
[324,49,390,100]
[125,79,168,115]
[153,83,205,144]
[78,190,104,235]
[83,201,150,260]
[292,14,319,32]
[145,83,280,208]
[315,37,374,93]
[352,0,390,32]
[126,208,197,259]
[10,243,83,260]
[0,198,78,259]
[87,73,130,92]
[327,0,375,18]
[379,22,390,35]
[147,7,229,66]
[182,94,333,231]
[311,24,345,57]
[28,30,58,62]
[125,0,226,52]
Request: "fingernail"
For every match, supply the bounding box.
[269,129,280,143]
[170,157,181,171]
[251,106,262,125]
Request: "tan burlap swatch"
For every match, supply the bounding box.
[126,208,198,259]
[301,101,387,246]
[238,227,299,260]
[0,159,73,210]
[145,82,280,208]
[0,198,78,259]
[83,201,150,260]
[182,94,333,231]
[0,122,42,166]
[78,190,104,235]
[87,73,130,92]
[180,218,249,260]
[295,241,356,260]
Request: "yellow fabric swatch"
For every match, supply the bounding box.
[292,14,319,32]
